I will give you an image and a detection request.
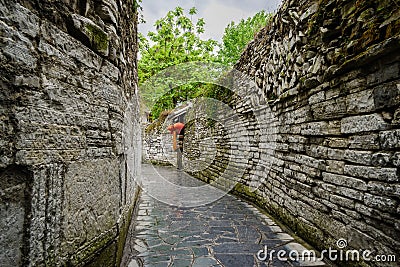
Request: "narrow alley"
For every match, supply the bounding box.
[121,164,328,267]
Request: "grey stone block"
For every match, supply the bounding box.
[70,14,110,56]
[344,165,398,182]
[341,114,389,134]
[322,172,367,191]
[364,193,397,213]
[379,129,400,149]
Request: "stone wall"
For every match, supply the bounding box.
[142,112,175,166]
[0,0,141,266]
[182,0,400,265]
[143,131,174,165]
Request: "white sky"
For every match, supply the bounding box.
[139,0,283,42]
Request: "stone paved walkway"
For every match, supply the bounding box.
[121,164,328,267]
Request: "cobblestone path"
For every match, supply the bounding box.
[121,164,328,267]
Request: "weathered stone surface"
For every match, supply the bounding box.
[330,194,355,209]
[363,193,398,213]
[370,152,391,167]
[379,129,400,149]
[0,2,39,38]
[346,89,375,113]
[341,113,389,134]
[325,137,348,148]
[0,15,38,69]
[308,91,325,105]
[301,121,341,136]
[325,160,345,174]
[391,152,400,167]
[344,165,398,182]
[349,134,380,150]
[394,106,400,124]
[96,4,117,25]
[0,167,31,267]
[61,159,120,255]
[0,200,25,266]
[373,81,400,109]
[70,13,110,56]
[368,181,400,197]
[322,172,368,191]
[343,149,373,165]
[0,0,140,266]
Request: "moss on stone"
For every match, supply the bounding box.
[85,24,109,52]
[116,187,142,267]
[69,229,116,266]
[65,188,142,266]
[86,243,116,267]
[145,110,171,134]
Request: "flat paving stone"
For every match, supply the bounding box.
[121,164,329,267]
[192,256,220,267]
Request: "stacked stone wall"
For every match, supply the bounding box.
[182,0,400,265]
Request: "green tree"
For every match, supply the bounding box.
[218,10,273,66]
[138,7,218,120]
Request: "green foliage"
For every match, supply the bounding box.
[133,0,141,11]
[138,7,273,121]
[218,10,273,66]
[148,82,204,121]
[138,6,218,120]
[201,83,233,104]
[138,6,217,82]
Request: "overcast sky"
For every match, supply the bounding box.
[139,0,283,42]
